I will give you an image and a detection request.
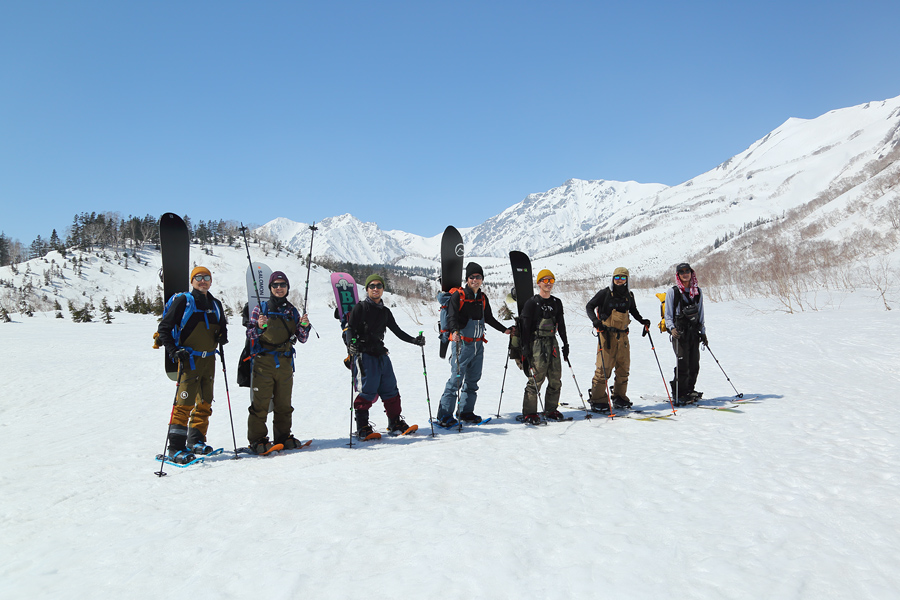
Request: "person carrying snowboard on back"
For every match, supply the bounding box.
[664,263,707,405]
[347,274,426,439]
[435,262,511,427]
[519,269,569,424]
[585,267,652,412]
[156,266,228,464]
[245,271,311,454]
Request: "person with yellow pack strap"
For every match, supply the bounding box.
[585,267,651,412]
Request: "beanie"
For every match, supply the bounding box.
[365,274,385,288]
[190,266,211,282]
[536,269,555,283]
[269,271,289,288]
[465,262,484,279]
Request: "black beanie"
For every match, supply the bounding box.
[465,262,484,279]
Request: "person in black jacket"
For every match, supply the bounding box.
[519,269,569,424]
[435,262,510,427]
[347,273,425,440]
[585,267,650,411]
[156,266,228,463]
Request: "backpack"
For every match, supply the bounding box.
[437,287,487,346]
[152,292,221,349]
[655,292,668,333]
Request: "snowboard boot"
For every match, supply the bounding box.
[544,409,566,421]
[612,395,632,409]
[458,412,483,424]
[250,438,277,455]
[436,415,458,428]
[188,441,215,455]
[280,435,307,450]
[167,449,196,465]
[388,415,413,435]
[522,413,542,425]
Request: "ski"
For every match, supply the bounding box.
[155,454,204,468]
[159,213,190,380]
[439,226,464,359]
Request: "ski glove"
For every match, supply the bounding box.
[348,342,359,356]
[415,334,426,346]
[700,333,709,347]
[173,348,190,363]
[562,344,570,361]
[591,319,602,330]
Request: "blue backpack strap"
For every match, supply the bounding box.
[167,292,197,347]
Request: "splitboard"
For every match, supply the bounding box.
[439,226,464,359]
[159,213,190,380]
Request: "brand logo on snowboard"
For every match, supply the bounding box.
[455,243,464,257]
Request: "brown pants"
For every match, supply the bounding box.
[169,356,216,448]
[590,331,631,403]
[248,351,295,444]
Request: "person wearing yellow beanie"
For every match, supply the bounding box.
[518,269,568,424]
[156,265,228,463]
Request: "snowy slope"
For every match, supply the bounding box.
[1,289,899,599]
[258,94,900,279]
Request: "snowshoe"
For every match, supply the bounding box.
[612,395,632,409]
[249,438,282,455]
[521,413,542,425]
[544,410,566,421]
[434,416,459,429]
[280,436,312,450]
[590,402,611,413]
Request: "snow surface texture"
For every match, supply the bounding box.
[2,290,899,599]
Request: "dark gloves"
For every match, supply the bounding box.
[700,333,709,347]
[562,344,570,361]
[415,334,426,347]
[218,335,228,346]
[591,319,602,330]
[640,318,651,337]
[347,342,359,356]
[173,348,190,363]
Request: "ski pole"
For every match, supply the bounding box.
[704,343,743,398]
[239,223,265,329]
[494,339,511,418]
[155,361,185,477]
[564,357,592,419]
[644,329,677,415]
[301,222,319,338]
[419,331,435,437]
[218,344,241,459]
[455,334,463,432]
[348,356,356,448]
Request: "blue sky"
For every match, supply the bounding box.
[2,0,898,243]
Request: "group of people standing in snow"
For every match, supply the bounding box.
[155,261,707,464]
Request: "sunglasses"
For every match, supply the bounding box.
[193,274,212,282]
[613,275,627,281]
[677,269,691,275]
[467,274,483,280]
[539,277,555,284]
[271,282,288,289]
[368,283,384,289]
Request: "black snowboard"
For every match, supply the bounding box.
[439,226,464,358]
[160,213,190,380]
[509,250,533,316]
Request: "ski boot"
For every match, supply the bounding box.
[522,413,542,425]
[458,412,483,424]
[166,449,197,465]
[188,441,215,455]
[544,409,566,422]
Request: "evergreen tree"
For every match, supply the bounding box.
[100,297,114,324]
[0,233,9,267]
[0,306,11,323]
[49,229,61,252]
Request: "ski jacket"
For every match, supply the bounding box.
[585,286,646,330]
[664,285,706,336]
[157,289,227,357]
[246,297,310,349]
[347,297,418,356]
[445,285,507,342]
[520,294,568,351]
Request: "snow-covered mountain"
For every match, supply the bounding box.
[260,94,900,278]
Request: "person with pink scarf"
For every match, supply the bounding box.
[664,263,707,405]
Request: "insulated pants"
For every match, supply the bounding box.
[168,355,216,450]
[590,330,631,402]
[247,352,295,445]
[522,336,562,415]
[672,336,701,398]
[437,339,485,420]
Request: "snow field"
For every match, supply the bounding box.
[1,290,899,599]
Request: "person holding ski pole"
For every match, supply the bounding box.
[585,267,652,412]
[665,263,707,405]
[245,271,311,454]
[156,266,228,463]
[435,262,511,427]
[519,269,569,424]
[347,274,426,440]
